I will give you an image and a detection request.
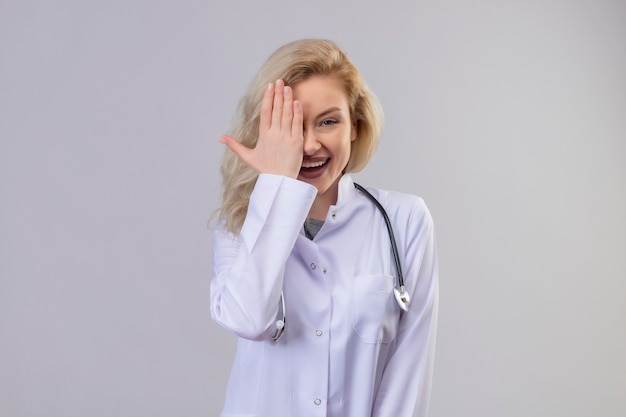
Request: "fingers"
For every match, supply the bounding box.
[270,79,284,130]
[291,100,303,140]
[281,85,294,133]
[259,82,273,133]
[263,79,300,139]
[218,79,304,177]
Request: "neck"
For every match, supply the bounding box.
[308,199,330,221]
[308,187,338,221]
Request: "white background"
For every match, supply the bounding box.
[1,1,625,416]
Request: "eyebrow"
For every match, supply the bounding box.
[314,107,344,120]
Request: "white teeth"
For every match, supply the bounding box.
[301,160,327,168]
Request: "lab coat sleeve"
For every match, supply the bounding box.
[372,198,439,417]
[211,174,317,341]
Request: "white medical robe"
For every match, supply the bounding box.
[211,174,439,417]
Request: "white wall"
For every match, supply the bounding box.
[1,1,624,416]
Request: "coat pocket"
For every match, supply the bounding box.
[352,274,400,344]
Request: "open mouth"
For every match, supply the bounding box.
[299,158,329,179]
[301,159,328,169]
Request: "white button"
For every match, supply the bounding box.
[331,212,336,219]
[322,267,327,274]
[310,263,316,270]
[314,398,322,405]
[315,329,323,336]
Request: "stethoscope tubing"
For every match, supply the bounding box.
[271,182,411,342]
[353,183,405,290]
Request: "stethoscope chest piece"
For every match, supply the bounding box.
[394,286,411,312]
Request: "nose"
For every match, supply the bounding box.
[302,129,321,156]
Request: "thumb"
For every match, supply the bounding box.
[219,135,253,165]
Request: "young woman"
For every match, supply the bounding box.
[212,39,439,417]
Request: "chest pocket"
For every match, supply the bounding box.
[352,274,400,344]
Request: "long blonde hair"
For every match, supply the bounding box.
[219,39,383,233]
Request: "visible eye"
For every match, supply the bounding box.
[320,119,338,127]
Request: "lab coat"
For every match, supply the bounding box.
[211,174,439,417]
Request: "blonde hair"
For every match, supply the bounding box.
[219,39,384,233]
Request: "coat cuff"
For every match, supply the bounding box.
[241,174,317,251]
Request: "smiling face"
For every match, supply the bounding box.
[292,75,356,218]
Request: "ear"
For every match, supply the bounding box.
[351,121,357,142]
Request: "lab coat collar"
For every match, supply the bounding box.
[335,174,357,208]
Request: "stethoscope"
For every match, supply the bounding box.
[272,183,411,342]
